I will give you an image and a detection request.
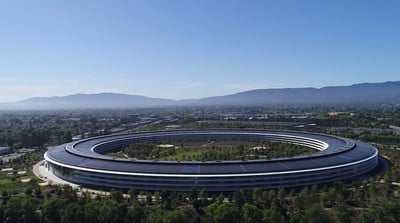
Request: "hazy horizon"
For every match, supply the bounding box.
[1,1,399,102]
[0,80,398,103]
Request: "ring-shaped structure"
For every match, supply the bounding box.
[44,129,378,191]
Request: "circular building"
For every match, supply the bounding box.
[44,129,379,191]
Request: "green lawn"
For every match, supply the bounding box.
[162,148,206,161]
[105,152,126,158]
[0,170,42,192]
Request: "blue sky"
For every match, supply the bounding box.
[0,0,399,102]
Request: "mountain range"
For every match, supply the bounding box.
[1,81,399,110]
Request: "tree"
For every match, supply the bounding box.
[300,204,333,223]
[354,185,367,207]
[359,210,375,223]
[207,202,239,223]
[128,189,138,204]
[62,130,72,143]
[368,178,376,201]
[205,201,220,222]
[110,189,124,202]
[277,188,286,207]
[146,207,165,223]
[127,202,145,223]
[61,184,77,202]
[21,196,40,223]
[380,201,400,223]
[97,199,126,223]
[264,203,285,223]
[0,204,4,223]
[233,190,245,207]
[291,195,305,213]
[61,203,85,223]
[252,188,262,206]
[153,191,161,205]
[24,187,33,196]
[85,199,102,223]
[300,187,310,208]
[199,189,208,206]
[5,196,23,223]
[146,193,153,205]
[165,205,196,223]
[241,203,263,223]
[34,188,42,198]
[42,196,68,223]
[189,187,198,203]
[332,204,353,223]
[160,189,170,201]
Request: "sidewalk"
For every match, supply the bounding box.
[33,160,111,197]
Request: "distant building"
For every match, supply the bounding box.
[328,112,355,117]
[0,147,12,156]
[157,144,175,148]
[389,125,400,135]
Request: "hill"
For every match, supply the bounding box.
[0,81,399,110]
[193,81,400,105]
[0,93,176,110]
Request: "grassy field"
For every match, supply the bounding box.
[159,144,315,161]
[0,170,43,193]
[114,140,316,161]
[105,152,126,158]
[161,148,206,161]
